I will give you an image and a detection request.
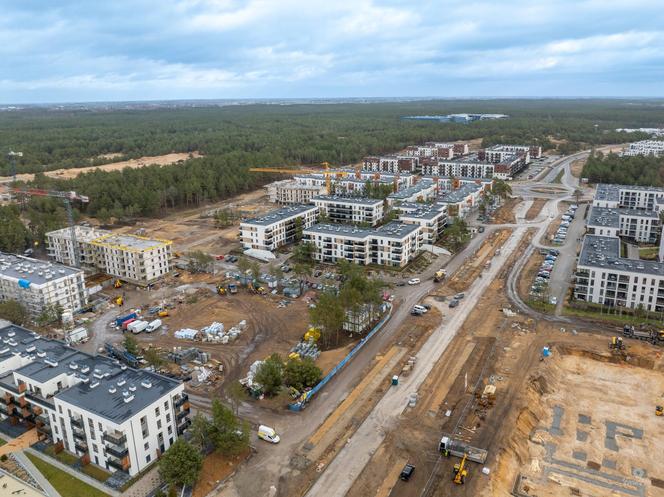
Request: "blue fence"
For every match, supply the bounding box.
[289,303,393,411]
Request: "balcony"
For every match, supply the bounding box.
[177,418,191,435]
[176,408,190,421]
[72,427,86,440]
[71,416,84,429]
[107,454,131,472]
[36,423,52,435]
[103,430,127,446]
[106,444,128,459]
[0,393,14,405]
[0,403,15,416]
[174,393,189,408]
[75,441,88,454]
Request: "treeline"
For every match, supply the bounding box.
[0,201,68,253]
[582,152,664,186]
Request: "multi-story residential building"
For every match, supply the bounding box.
[492,154,528,180]
[0,324,190,477]
[421,158,495,179]
[421,176,493,194]
[0,253,86,316]
[573,235,664,312]
[592,184,664,211]
[46,227,172,285]
[240,204,319,251]
[362,155,419,173]
[265,179,326,204]
[587,206,660,244]
[480,144,541,163]
[293,171,414,194]
[387,181,437,205]
[398,205,448,243]
[621,140,664,157]
[303,222,422,267]
[435,184,483,219]
[313,196,384,226]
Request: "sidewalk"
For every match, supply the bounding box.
[13,450,62,497]
[0,428,39,457]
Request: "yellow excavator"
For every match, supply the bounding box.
[113,279,123,289]
[453,454,469,485]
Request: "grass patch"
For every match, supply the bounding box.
[82,464,112,482]
[44,445,79,465]
[553,169,564,183]
[563,304,664,328]
[639,246,659,260]
[26,453,111,497]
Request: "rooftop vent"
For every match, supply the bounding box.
[45,358,58,367]
[25,345,35,353]
[128,385,136,392]
[108,386,117,394]
[69,363,78,370]
[90,380,100,389]
[80,366,90,374]
[123,394,134,403]
[37,351,46,358]
[141,380,152,389]
[7,331,15,338]
[116,378,126,386]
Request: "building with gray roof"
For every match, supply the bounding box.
[313,195,384,226]
[240,204,319,252]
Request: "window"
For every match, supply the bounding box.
[166,413,171,423]
[155,406,160,417]
[146,454,151,463]
[144,442,149,450]
[157,420,162,429]
[167,425,172,435]
[92,444,98,453]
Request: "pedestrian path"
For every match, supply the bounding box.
[0,428,38,457]
[13,451,62,497]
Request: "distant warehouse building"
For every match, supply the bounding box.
[240,204,319,252]
[46,226,172,285]
[303,222,422,267]
[313,196,384,226]
[0,253,87,316]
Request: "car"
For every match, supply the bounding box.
[420,303,432,310]
[449,299,459,308]
[410,309,423,316]
[400,464,415,482]
[408,278,421,285]
[454,293,465,300]
[215,255,225,260]
[281,265,291,273]
[314,270,322,277]
[549,249,560,255]
[549,296,558,305]
[478,226,485,233]
[412,305,428,314]
[396,281,406,287]
[538,273,550,279]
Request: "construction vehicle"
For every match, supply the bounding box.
[217,284,227,295]
[114,295,124,306]
[304,327,321,342]
[228,283,238,295]
[609,336,625,350]
[453,454,469,485]
[434,269,447,282]
[113,279,123,288]
[656,405,663,416]
[439,436,487,464]
[623,324,664,344]
[157,310,169,318]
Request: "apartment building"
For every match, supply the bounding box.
[0,324,190,477]
[313,196,384,226]
[240,204,319,251]
[0,253,86,316]
[421,158,495,179]
[398,205,448,243]
[293,171,414,194]
[265,179,325,204]
[573,235,664,312]
[621,140,664,158]
[587,206,660,244]
[480,144,541,163]
[362,155,419,173]
[421,176,494,194]
[592,184,664,211]
[435,184,483,219]
[303,222,422,267]
[46,227,172,285]
[387,181,437,205]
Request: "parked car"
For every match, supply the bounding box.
[549,296,558,305]
[396,281,406,287]
[420,303,432,310]
[412,305,428,314]
[549,249,560,255]
[258,425,280,444]
[454,293,465,300]
[400,464,415,482]
[408,278,421,285]
[449,299,459,308]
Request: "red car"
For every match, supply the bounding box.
[215,255,225,260]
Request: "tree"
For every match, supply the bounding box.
[188,413,212,452]
[292,242,315,263]
[227,381,248,416]
[440,219,471,252]
[249,260,261,282]
[236,256,251,275]
[294,217,304,241]
[284,358,322,391]
[0,300,28,325]
[187,251,214,273]
[144,348,165,369]
[492,179,512,199]
[267,264,283,281]
[159,439,203,488]
[254,353,284,396]
[210,400,249,455]
[309,290,345,347]
[123,334,139,355]
[36,303,63,326]
[293,262,313,293]
[0,206,32,253]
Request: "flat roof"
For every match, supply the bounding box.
[578,235,664,276]
[242,204,318,226]
[0,253,82,286]
[47,225,108,242]
[0,325,181,424]
[587,206,620,228]
[399,206,446,221]
[595,183,664,202]
[436,184,481,203]
[388,183,436,200]
[304,221,419,240]
[90,233,171,252]
[313,195,383,206]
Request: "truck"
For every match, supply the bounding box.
[115,312,137,327]
[121,318,136,331]
[623,324,664,344]
[434,269,447,283]
[65,327,88,345]
[228,283,238,294]
[146,319,162,333]
[439,436,488,464]
[128,320,149,334]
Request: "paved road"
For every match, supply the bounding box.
[305,227,528,497]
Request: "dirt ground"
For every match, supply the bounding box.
[570,158,586,179]
[525,199,547,220]
[491,198,520,224]
[2,152,202,182]
[193,449,252,497]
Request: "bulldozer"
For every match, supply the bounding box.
[453,454,469,485]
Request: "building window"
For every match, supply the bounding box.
[157,420,162,429]
[146,454,151,463]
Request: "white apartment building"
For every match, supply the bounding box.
[435,184,483,219]
[293,171,414,194]
[0,324,190,477]
[421,158,495,179]
[265,179,325,204]
[404,142,467,158]
[46,227,172,285]
[621,140,664,158]
[0,253,86,316]
[313,196,384,226]
[387,181,437,205]
[480,144,541,163]
[593,184,664,211]
[421,176,493,194]
[574,235,664,312]
[587,206,660,244]
[362,155,419,173]
[398,205,448,243]
[303,222,422,268]
[240,204,319,251]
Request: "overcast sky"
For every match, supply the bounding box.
[2,0,664,103]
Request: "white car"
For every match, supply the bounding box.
[258,425,280,444]
[412,305,428,314]
[549,296,558,305]
[408,278,421,285]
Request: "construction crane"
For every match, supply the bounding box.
[8,187,90,267]
[249,162,361,195]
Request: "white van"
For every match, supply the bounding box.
[412,305,428,314]
[257,425,280,444]
[146,319,162,333]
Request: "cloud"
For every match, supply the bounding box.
[1,0,663,102]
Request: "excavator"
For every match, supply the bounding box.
[114,279,123,289]
[453,454,469,484]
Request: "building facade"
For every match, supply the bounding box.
[362,156,419,173]
[621,140,664,158]
[398,205,448,243]
[240,204,319,251]
[0,253,86,316]
[421,158,495,179]
[313,196,384,226]
[0,324,190,477]
[265,180,326,204]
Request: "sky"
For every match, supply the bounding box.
[2,0,664,103]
